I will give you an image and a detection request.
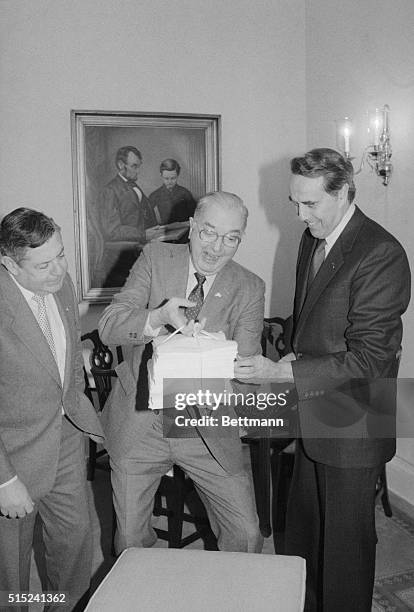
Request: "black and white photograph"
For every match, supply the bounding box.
[1,2,414,612]
[72,111,220,301]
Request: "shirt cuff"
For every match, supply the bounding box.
[143,312,162,338]
[0,475,18,489]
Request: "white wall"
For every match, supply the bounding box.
[305,0,414,503]
[3,0,412,500]
[0,0,306,324]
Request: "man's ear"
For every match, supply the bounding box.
[338,183,349,203]
[188,217,194,236]
[1,255,20,276]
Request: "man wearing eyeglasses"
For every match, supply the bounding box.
[99,191,264,555]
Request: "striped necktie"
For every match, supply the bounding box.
[32,293,58,362]
[185,272,206,321]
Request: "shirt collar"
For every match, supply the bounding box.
[325,203,356,251]
[188,247,217,289]
[9,273,37,300]
[9,273,56,306]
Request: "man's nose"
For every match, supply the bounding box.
[211,236,225,252]
[297,203,310,222]
[50,259,65,275]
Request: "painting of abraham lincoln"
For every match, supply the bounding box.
[71,111,220,302]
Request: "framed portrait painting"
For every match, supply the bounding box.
[71,110,221,302]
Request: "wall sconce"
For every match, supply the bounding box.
[336,105,393,186]
[336,116,353,158]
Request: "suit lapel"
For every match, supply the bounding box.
[200,264,233,320]
[160,247,234,321]
[295,244,345,337]
[117,175,140,205]
[54,286,72,394]
[295,231,315,319]
[3,275,62,385]
[163,244,189,299]
[295,207,365,338]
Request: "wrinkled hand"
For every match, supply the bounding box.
[0,478,34,519]
[234,354,294,381]
[235,355,278,379]
[182,317,207,337]
[149,297,197,331]
[145,225,162,241]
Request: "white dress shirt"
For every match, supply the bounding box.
[119,172,143,202]
[186,257,216,299]
[144,251,217,337]
[323,203,356,258]
[10,276,66,383]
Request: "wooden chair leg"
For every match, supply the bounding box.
[153,466,216,548]
[272,454,293,522]
[379,466,392,517]
[271,445,294,553]
[165,470,186,548]
[153,490,163,516]
[248,438,271,538]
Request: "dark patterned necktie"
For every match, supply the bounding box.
[185,272,206,321]
[307,239,326,288]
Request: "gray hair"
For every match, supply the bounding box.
[194,191,248,230]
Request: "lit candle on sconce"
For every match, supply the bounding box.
[382,104,390,134]
[336,116,353,158]
[343,121,351,155]
[368,108,383,147]
[334,105,393,186]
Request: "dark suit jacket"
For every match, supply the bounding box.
[291,206,411,468]
[149,184,196,224]
[100,174,157,242]
[98,242,265,473]
[0,266,103,499]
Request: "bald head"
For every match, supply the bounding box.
[189,191,247,276]
[193,191,248,231]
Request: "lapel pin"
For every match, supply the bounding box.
[214,292,222,298]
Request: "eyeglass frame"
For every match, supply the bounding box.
[192,220,243,248]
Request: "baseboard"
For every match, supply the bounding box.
[387,455,414,507]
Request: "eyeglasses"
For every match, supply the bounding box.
[194,222,242,248]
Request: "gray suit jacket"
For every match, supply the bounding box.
[0,266,104,498]
[98,242,265,472]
